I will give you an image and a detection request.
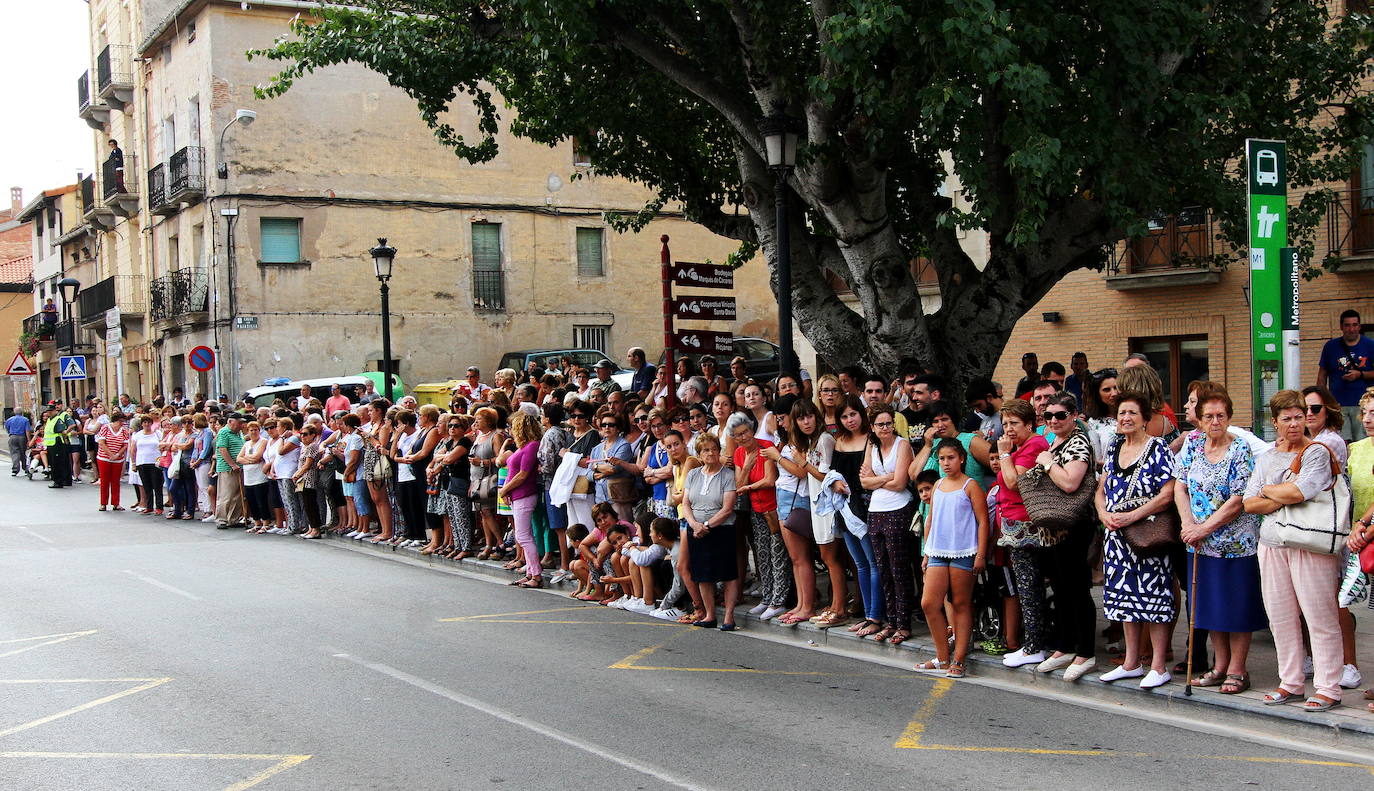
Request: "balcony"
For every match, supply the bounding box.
[101,152,139,218]
[150,268,210,324]
[78,275,146,327]
[168,146,207,206]
[79,174,115,231]
[147,162,173,215]
[1105,207,1228,291]
[76,70,110,129]
[55,320,94,354]
[95,44,133,111]
[472,269,505,312]
[1322,187,1374,273]
[22,313,54,341]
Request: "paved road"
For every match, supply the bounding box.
[1,467,1371,790]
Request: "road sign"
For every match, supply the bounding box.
[189,345,216,372]
[6,350,34,376]
[58,355,88,381]
[673,330,733,355]
[1246,138,1288,432]
[671,262,734,290]
[672,296,737,321]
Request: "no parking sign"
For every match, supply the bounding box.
[189,346,216,372]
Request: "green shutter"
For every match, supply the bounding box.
[472,223,502,270]
[576,227,604,277]
[260,218,301,263]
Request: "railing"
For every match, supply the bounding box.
[168,146,206,201]
[55,320,90,352]
[147,162,166,209]
[78,275,146,324]
[1322,187,1374,263]
[23,313,53,339]
[472,269,505,311]
[96,44,132,93]
[150,268,210,322]
[1107,207,1229,274]
[80,175,96,214]
[77,71,91,112]
[101,152,138,198]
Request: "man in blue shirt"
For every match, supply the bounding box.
[1317,308,1374,441]
[1063,351,1089,403]
[5,411,32,476]
[625,346,656,399]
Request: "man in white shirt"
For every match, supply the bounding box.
[293,384,313,412]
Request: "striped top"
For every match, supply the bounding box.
[96,424,132,463]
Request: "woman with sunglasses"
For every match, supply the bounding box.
[698,356,727,399]
[636,408,674,517]
[590,408,637,522]
[861,402,917,644]
[560,400,601,531]
[667,408,695,455]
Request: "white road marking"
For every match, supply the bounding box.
[0,630,98,659]
[13,526,55,544]
[121,570,203,601]
[332,651,722,791]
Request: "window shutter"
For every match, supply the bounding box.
[472,223,502,270]
[576,227,604,277]
[260,218,300,263]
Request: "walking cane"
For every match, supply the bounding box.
[1184,549,1200,697]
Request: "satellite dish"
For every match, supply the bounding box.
[546,173,563,192]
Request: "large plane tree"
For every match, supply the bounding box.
[254,1,1374,394]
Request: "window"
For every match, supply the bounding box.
[260,218,302,264]
[572,136,592,167]
[471,222,504,311]
[573,325,610,354]
[576,227,605,277]
[1129,335,1209,411]
[1123,206,1210,272]
[192,223,204,267]
[167,234,179,271]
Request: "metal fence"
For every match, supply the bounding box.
[1322,187,1374,263]
[1107,207,1224,274]
[150,268,210,322]
[472,269,505,312]
[101,152,138,199]
[147,162,166,209]
[96,44,131,93]
[168,146,206,201]
[77,71,91,112]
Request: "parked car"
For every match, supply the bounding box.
[658,336,782,384]
[243,373,403,409]
[497,348,619,376]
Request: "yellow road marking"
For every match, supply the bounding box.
[0,630,97,659]
[610,639,913,677]
[894,677,1374,774]
[0,677,172,739]
[0,752,313,791]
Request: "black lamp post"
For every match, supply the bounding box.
[57,277,81,401]
[370,238,396,400]
[760,114,800,377]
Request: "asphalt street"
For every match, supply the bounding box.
[1,466,1372,790]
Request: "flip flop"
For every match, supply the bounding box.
[1303,695,1341,712]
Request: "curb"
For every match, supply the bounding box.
[314,531,1374,746]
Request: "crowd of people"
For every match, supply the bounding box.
[6,312,1374,714]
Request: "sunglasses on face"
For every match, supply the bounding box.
[1306,404,1326,415]
[600,422,618,428]
[1044,410,1072,421]
[671,416,689,423]
[570,414,588,420]
[634,415,650,422]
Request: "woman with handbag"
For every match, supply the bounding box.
[395,405,442,549]
[501,412,546,587]
[1095,392,1178,689]
[729,412,791,621]
[272,417,307,535]
[239,421,271,532]
[993,398,1051,668]
[1173,384,1263,695]
[1026,392,1098,682]
[293,424,326,539]
[860,402,917,644]
[590,408,638,522]
[435,414,475,559]
[469,407,507,558]
[1338,389,1374,712]
[833,395,883,637]
[361,399,394,542]
[166,418,198,520]
[1243,390,1348,712]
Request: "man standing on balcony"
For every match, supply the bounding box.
[107,139,126,192]
[1317,309,1374,440]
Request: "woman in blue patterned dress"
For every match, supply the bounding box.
[1095,391,1178,689]
[1174,385,1264,694]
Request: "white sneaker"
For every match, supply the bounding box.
[1002,649,1047,668]
[1303,655,1315,678]
[748,603,768,616]
[1062,658,1098,682]
[345,530,360,538]
[627,600,655,614]
[1036,654,1076,673]
[1140,669,1172,689]
[1099,665,1146,683]
[760,606,788,620]
[200,515,216,523]
[1340,663,1362,689]
[651,607,685,621]
[548,570,570,584]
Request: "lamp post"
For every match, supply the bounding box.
[759,114,799,378]
[57,277,81,401]
[216,109,258,179]
[370,238,396,400]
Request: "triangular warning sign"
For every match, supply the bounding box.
[60,358,85,378]
[6,350,34,376]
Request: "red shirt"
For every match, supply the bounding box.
[324,395,352,415]
[733,439,778,512]
[995,433,1049,524]
[96,424,132,463]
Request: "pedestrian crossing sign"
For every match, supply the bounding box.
[58,355,87,381]
[5,350,34,376]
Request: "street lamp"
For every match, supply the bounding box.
[759,114,800,378]
[370,238,396,401]
[216,109,258,179]
[56,277,81,401]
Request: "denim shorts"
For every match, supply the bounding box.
[926,555,976,572]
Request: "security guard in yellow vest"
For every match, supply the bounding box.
[43,405,74,488]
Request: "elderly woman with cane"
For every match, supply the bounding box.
[1174,384,1264,695]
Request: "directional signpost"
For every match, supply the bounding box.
[670,262,734,289]
[672,296,737,321]
[673,330,735,355]
[661,237,737,410]
[1246,139,1288,434]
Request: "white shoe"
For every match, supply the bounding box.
[651,607,685,621]
[1303,655,1314,678]
[1062,658,1098,682]
[1099,665,1146,683]
[1340,663,1362,689]
[345,530,360,538]
[200,515,216,523]
[627,600,655,614]
[1036,654,1076,673]
[1140,669,1172,689]
[760,606,788,620]
[748,603,768,616]
[1002,649,1047,668]
[548,570,569,584]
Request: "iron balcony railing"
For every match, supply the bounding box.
[55,320,91,352]
[79,174,96,214]
[101,152,138,199]
[23,313,53,339]
[78,275,146,325]
[95,44,131,93]
[1107,207,1231,275]
[168,146,206,201]
[1322,187,1374,263]
[472,269,505,312]
[150,268,210,322]
[147,162,167,209]
[77,71,91,112]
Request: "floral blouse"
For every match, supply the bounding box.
[1176,433,1259,558]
